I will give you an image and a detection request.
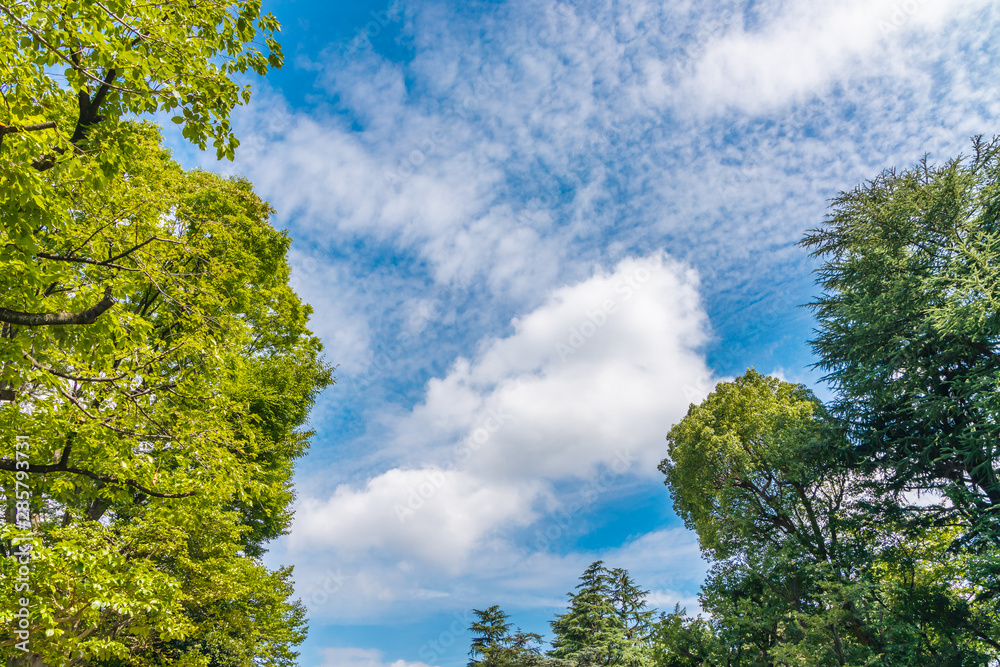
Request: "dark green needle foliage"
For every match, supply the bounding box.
[802,136,1000,592]
[469,605,547,667]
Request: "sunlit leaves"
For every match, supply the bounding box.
[0,124,328,664]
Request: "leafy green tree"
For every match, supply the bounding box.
[801,136,1000,580]
[651,606,725,667]
[0,124,330,666]
[0,1,316,663]
[0,0,281,167]
[660,370,998,665]
[660,370,845,566]
[469,605,547,667]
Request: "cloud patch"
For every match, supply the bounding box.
[320,647,436,667]
[290,253,714,578]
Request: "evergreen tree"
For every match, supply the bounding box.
[801,137,1000,574]
[469,605,545,667]
[549,562,654,666]
[609,566,656,663]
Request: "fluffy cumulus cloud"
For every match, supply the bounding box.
[286,253,714,617]
[402,252,713,480]
[291,467,544,569]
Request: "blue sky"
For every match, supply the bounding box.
[164,0,999,665]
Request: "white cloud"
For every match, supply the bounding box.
[290,467,544,570]
[167,0,996,326]
[670,0,991,114]
[402,252,714,480]
[157,0,1000,655]
[320,647,436,667]
[288,253,714,595]
[510,526,709,611]
[287,520,708,624]
[287,248,374,375]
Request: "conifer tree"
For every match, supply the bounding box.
[549,562,654,666]
[801,137,1000,584]
[469,605,545,667]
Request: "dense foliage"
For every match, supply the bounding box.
[660,371,997,665]
[0,119,330,666]
[650,140,1000,665]
[802,137,1000,588]
[4,0,996,663]
[0,1,329,665]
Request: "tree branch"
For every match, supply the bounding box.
[36,251,140,272]
[0,121,57,149]
[71,67,117,144]
[0,120,56,145]
[0,121,57,135]
[0,287,114,326]
[0,437,194,499]
[0,457,195,498]
[23,351,128,383]
[0,3,138,95]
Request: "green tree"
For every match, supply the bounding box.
[608,567,656,665]
[0,124,330,666]
[0,1,316,663]
[0,0,281,167]
[549,562,654,666]
[469,605,546,667]
[651,606,725,667]
[801,136,1000,577]
[661,370,999,665]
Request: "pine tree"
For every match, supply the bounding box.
[469,605,545,667]
[609,567,656,666]
[549,562,654,666]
